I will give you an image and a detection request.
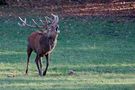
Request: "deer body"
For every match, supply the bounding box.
[19,14,59,76]
[28,30,58,56]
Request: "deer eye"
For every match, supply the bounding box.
[56,27,58,31]
[56,25,59,31]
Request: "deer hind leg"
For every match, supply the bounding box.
[35,55,42,76]
[43,54,49,76]
[25,47,33,75]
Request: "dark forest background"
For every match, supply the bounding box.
[0,0,135,6]
[0,0,135,17]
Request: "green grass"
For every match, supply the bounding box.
[0,16,135,90]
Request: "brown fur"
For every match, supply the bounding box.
[26,30,59,76]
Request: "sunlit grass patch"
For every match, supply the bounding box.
[0,51,25,55]
[0,69,134,90]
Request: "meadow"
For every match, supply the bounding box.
[0,16,135,90]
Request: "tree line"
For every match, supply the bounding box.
[0,0,135,6]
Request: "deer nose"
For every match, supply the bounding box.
[57,30,60,33]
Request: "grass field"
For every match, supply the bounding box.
[0,16,135,90]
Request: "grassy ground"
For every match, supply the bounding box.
[0,16,135,90]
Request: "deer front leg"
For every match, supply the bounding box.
[39,57,42,73]
[43,54,49,76]
[35,55,42,76]
[25,47,33,75]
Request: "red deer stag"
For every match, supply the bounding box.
[18,14,60,76]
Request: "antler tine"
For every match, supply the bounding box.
[39,18,44,25]
[18,22,23,27]
[51,14,59,25]
[45,16,53,22]
[56,15,59,24]
[18,17,26,27]
[19,17,24,22]
[18,14,59,29]
[39,17,49,29]
[39,17,50,25]
[44,17,50,30]
[24,18,26,23]
[32,19,42,28]
[18,17,44,28]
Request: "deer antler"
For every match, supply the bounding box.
[18,17,46,29]
[18,14,58,30]
[51,14,59,26]
[39,18,45,25]
[45,16,53,23]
